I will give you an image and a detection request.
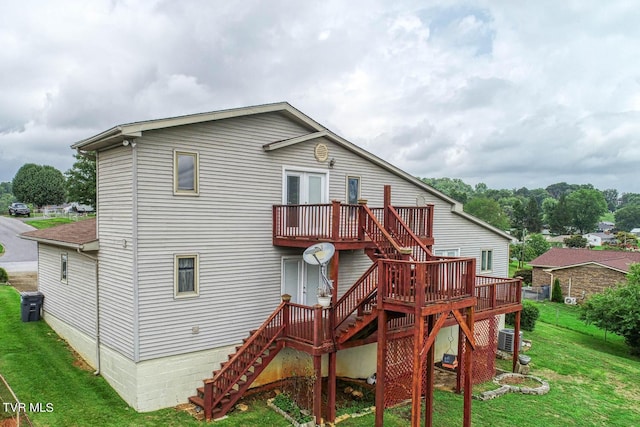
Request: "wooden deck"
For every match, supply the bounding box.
[273,201,434,248]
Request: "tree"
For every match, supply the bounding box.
[564,235,587,248]
[581,263,640,355]
[551,278,563,303]
[615,205,640,232]
[421,177,474,203]
[66,153,96,208]
[549,194,571,234]
[527,233,551,258]
[541,197,558,225]
[614,231,638,248]
[546,182,572,199]
[12,163,66,207]
[463,197,511,230]
[619,192,640,208]
[566,189,607,233]
[602,188,619,212]
[511,199,526,239]
[524,197,543,232]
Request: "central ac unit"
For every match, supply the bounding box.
[564,297,577,305]
[498,329,523,352]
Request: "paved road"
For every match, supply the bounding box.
[0,216,37,272]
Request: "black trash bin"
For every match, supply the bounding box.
[20,292,44,322]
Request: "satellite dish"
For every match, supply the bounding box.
[303,243,335,301]
[303,242,335,266]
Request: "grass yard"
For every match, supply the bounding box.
[1,286,639,426]
[24,217,94,230]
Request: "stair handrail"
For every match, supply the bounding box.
[387,206,435,261]
[204,301,287,401]
[361,205,409,258]
[334,263,379,331]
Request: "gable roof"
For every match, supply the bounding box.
[529,247,640,273]
[20,218,98,251]
[70,102,513,242]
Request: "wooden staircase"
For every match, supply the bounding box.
[189,302,287,421]
[189,203,432,421]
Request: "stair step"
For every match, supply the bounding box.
[188,395,204,409]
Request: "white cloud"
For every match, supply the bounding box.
[0,0,639,194]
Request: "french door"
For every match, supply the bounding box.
[284,170,327,231]
[282,257,321,306]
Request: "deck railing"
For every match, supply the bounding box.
[378,258,476,306]
[273,203,433,243]
[334,263,379,331]
[475,276,522,312]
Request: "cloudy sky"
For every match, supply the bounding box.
[2,0,639,194]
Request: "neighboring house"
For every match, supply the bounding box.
[597,221,615,232]
[530,247,640,301]
[21,103,521,424]
[630,227,640,237]
[583,232,616,247]
[546,235,571,248]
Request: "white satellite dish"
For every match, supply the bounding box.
[303,242,335,266]
[303,243,335,305]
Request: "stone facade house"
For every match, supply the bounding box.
[530,248,640,301]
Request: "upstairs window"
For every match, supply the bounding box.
[61,253,68,283]
[481,249,493,272]
[175,254,199,298]
[174,150,199,195]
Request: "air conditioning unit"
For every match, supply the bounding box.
[498,329,523,352]
[564,297,577,305]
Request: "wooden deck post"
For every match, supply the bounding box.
[456,324,463,394]
[411,306,425,427]
[463,306,474,427]
[512,310,521,373]
[313,304,323,426]
[383,185,391,230]
[331,200,341,241]
[425,315,435,427]
[375,308,388,427]
[281,294,291,338]
[357,199,367,241]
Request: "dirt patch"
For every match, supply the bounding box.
[498,376,542,388]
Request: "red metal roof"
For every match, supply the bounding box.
[530,247,640,272]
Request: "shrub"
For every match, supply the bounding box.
[514,269,532,284]
[272,392,313,423]
[581,264,640,355]
[551,278,563,303]
[0,267,8,283]
[506,300,540,331]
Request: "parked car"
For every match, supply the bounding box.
[8,203,31,217]
[63,203,94,214]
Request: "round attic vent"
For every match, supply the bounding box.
[314,143,329,162]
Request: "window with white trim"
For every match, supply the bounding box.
[174,150,199,195]
[434,248,460,257]
[60,253,68,283]
[175,254,199,297]
[481,249,493,272]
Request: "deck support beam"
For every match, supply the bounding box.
[375,308,388,427]
[313,305,323,426]
[463,306,474,427]
[425,315,435,427]
[512,310,521,373]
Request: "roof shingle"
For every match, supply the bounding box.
[530,247,640,273]
[21,218,97,246]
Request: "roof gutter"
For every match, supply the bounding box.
[19,236,99,251]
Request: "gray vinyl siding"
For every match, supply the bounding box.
[97,147,135,359]
[38,245,97,337]
[134,113,313,359]
[95,111,509,361]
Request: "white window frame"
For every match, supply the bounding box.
[481,249,493,272]
[174,150,200,196]
[434,248,460,257]
[60,253,68,284]
[281,166,329,204]
[174,254,200,298]
[346,175,361,205]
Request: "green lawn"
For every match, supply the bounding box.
[24,217,84,230]
[1,286,639,426]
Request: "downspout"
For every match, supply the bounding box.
[130,141,140,363]
[77,248,100,375]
